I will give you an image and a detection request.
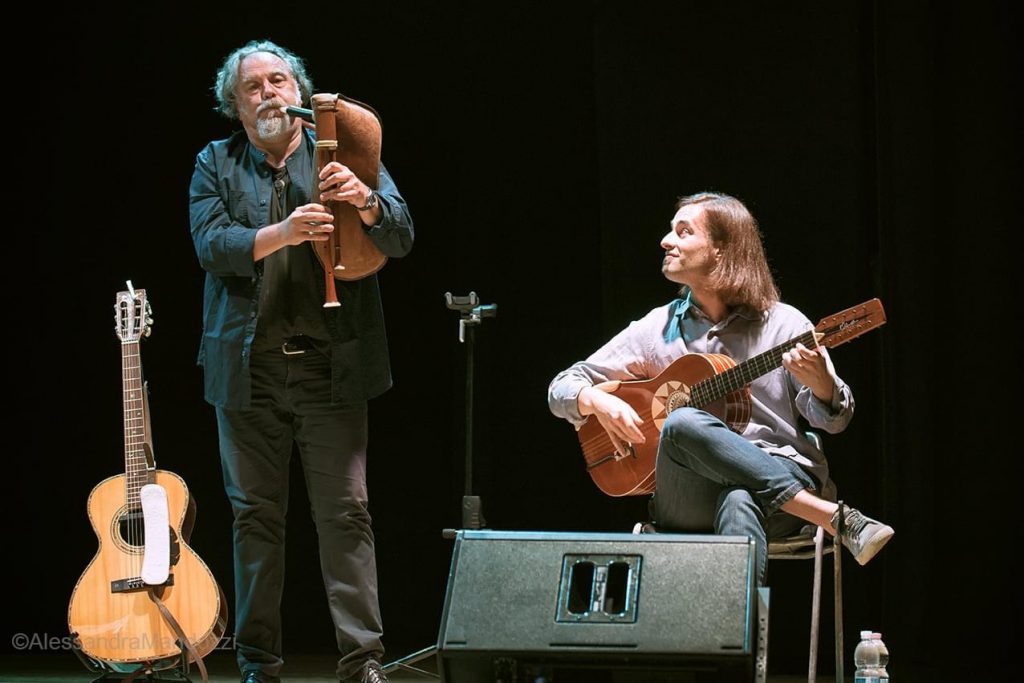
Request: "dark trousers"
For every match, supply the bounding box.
[216,348,383,680]
[652,408,814,586]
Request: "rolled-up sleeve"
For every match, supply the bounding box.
[364,163,414,258]
[793,348,855,433]
[548,364,606,426]
[548,313,661,427]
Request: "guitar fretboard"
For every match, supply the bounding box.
[122,341,150,505]
[690,330,818,407]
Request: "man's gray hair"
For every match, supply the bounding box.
[213,39,314,119]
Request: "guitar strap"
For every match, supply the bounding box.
[144,586,210,683]
[140,383,209,683]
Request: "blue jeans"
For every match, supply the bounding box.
[216,347,382,680]
[651,408,815,585]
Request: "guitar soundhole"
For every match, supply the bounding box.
[652,381,691,432]
[115,507,147,549]
[666,391,691,413]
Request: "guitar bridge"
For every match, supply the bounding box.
[584,444,636,470]
[111,573,175,594]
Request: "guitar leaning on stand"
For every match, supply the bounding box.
[68,284,227,682]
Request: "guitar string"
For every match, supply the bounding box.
[125,337,138,577]
[133,339,141,577]
[132,339,144,578]
[691,330,817,407]
[122,335,131,579]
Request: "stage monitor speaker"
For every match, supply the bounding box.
[437,530,767,683]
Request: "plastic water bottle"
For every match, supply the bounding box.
[854,630,881,683]
[872,632,890,681]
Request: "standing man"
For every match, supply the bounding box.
[548,192,892,588]
[189,39,413,683]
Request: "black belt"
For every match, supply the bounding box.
[281,336,317,355]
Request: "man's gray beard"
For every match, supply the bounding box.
[255,115,287,140]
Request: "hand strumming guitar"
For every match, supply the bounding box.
[577,383,646,458]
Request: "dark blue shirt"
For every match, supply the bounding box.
[189,129,414,409]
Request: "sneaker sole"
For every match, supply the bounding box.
[853,525,894,565]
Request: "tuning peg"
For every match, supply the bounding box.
[145,317,154,326]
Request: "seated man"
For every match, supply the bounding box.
[547,191,893,586]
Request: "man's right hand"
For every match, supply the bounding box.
[279,203,335,245]
[577,386,646,457]
[254,203,335,261]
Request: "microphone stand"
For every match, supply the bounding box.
[445,291,497,531]
[382,291,496,678]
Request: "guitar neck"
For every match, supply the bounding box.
[122,340,151,506]
[690,329,818,408]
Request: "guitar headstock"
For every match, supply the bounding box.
[114,283,153,343]
[814,298,886,349]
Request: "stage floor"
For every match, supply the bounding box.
[2,650,839,682]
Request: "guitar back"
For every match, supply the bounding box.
[68,470,227,670]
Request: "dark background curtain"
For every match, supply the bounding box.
[15,1,1018,679]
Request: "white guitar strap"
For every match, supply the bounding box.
[140,484,170,586]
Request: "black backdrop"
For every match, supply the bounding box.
[15,1,1018,680]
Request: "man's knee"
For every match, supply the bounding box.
[660,407,710,444]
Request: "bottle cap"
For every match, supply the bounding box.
[860,630,873,638]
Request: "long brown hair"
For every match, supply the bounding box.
[677,192,779,313]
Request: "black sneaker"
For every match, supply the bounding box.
[342,659,388,683]
[833,504,894,565]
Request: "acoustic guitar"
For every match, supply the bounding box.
[576,298,887,497]
[67,286,227,675]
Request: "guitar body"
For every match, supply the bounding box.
[68,470,227,672]
[578,353,752,497]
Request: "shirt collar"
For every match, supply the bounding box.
[673,289,764,328]
[245,128,315,172]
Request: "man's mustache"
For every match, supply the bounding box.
[256,99,289,116]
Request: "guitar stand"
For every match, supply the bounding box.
[70,633,199,683]
[382,292,497,679]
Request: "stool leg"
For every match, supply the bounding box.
[834,528,844,683]
[809,525,824,683]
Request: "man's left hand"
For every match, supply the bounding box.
[319,161,372,207]
[782,342,834,402]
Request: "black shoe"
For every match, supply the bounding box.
[342,659,388,683]
[242,671,281,683]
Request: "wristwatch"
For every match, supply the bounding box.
[357,189,378,212]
